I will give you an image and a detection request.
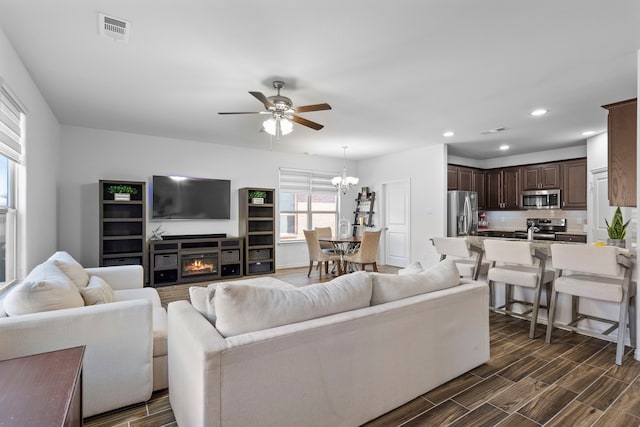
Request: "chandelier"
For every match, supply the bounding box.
[332,146,359,194]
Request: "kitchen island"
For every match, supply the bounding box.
[467,235,636,357]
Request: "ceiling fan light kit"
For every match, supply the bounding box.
[219,80,331,138]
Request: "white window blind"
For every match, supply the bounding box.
[279,168,338,194]
[0,84,24,163]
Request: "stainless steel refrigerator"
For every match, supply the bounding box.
[447,191,478,237]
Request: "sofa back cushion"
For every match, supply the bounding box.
[3,261,85,316]
[370,258,461,305]
[189,277,294,324]
[214,271,373,337]
[48,251,90,288]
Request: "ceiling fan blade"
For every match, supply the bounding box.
[294,103,332,113]
[290,114,324,131]
[218,111,262,115]
[249,91,275,109]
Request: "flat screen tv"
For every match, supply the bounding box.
[152,175,230,220]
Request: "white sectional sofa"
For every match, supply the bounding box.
[0,257,168,417]
[169,262,490,427]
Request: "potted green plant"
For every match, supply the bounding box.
[107,185,138,201]
[605,206,630,248]
[248,190,267,204]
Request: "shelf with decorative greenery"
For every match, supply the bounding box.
[99,180,147,273]
[239,187,275,275]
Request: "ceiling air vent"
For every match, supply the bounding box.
[480,127,507,135]
[98,13,130,42]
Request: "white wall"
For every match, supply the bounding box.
[0,26,61,276]
[449,145,587,169]
[59,125,356,269]
[357,144,447,268]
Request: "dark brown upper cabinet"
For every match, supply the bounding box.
[521,163,561,190]
[602,98,636,207]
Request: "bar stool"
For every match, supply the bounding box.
[483,239,555,339]
[430,237,489,280]
[545,244,636,366]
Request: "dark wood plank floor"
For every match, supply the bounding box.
[85,266,640,427]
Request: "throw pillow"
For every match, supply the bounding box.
[398,261,424,275]
[189,277,297,325]
[214,271,373,337]
[79,275,115,305]
[48,251,90,288]
[3,261,85,316]
[370,258,461,305]
[189,285,216,323]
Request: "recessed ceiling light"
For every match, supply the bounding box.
[443,131,455,137]
[499,145,510,151]
[530,109,548,116]
[581,131,595,136]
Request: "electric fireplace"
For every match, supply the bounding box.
[181,253,218,277]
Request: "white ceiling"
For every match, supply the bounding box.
[0,1,638,161]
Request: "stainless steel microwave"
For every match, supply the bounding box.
[520,189,561,209]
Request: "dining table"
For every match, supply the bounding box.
[318,235,362,275]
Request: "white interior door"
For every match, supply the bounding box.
[383,179,410,267]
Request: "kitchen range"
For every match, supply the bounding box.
[478,217,571,241]
[513,218,566,240]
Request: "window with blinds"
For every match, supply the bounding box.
[0,84,24,164]
[0,81,24,288]
[279,168,338,242]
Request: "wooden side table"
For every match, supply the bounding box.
[0,346,85,427]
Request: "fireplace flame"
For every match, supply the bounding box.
[183,258,215,275]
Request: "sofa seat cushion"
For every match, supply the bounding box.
[214,271,373,337]
[370,258,461,305]
[3,261,85,316]
[47,251,90,288]
[153,306,168,357]
[190,277,295,324]
[115,288,162,307]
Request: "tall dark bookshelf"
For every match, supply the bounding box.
[239,188,276,275]
[99,180,147,272]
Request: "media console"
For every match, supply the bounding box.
[148,236,243,287]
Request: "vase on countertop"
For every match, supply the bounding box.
[607,239,626,248]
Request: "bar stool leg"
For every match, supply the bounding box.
[545,286,558,344]
[530,281,544,339]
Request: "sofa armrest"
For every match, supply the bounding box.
[0,300,154,417]
[85,265,144,290]
[168,300,227,427]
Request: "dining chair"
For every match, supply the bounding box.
[303,229,342,277]
[343,230,382,272]
[483,239,555,339]
[545,244,636,366]
[314,226,335,252]
[430,236,489,280]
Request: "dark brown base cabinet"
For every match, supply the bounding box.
[149,237,243,287]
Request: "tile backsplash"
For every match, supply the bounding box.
[484,210,587,232]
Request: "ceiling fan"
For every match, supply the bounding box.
[218,81,331,137]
